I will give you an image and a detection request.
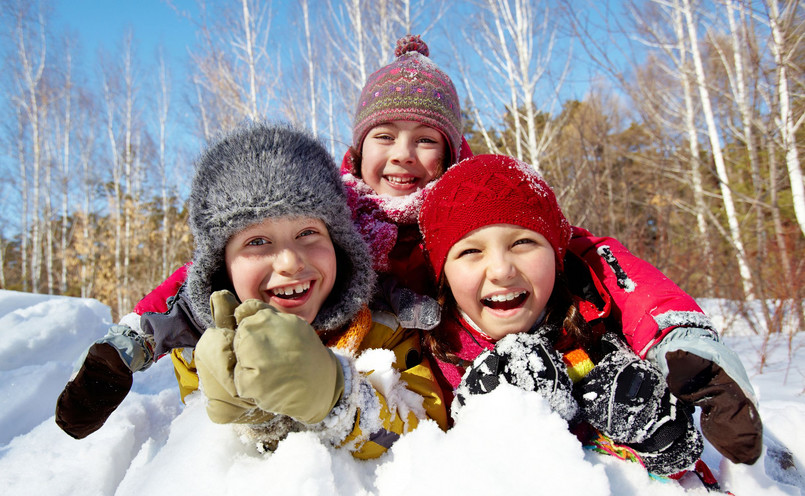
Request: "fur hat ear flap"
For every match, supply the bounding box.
[185,122,375,331]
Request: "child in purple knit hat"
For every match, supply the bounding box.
[340,34,472,299]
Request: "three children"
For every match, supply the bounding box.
[56,33,762,479]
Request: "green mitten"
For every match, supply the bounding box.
[233,298,344,424]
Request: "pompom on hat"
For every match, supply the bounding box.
[419,154,572,281]
[352,34,462,166]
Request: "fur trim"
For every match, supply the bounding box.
[185,122,375,331]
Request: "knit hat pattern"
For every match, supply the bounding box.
[186,122,375,331]
[419,154,572,281]
[352,34,462,165]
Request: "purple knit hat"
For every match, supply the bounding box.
[352,34,462,165]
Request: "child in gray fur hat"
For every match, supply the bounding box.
[56,122,448,458]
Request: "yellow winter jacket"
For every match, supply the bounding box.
[169,308,447,459]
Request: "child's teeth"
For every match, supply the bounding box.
[486,291,524,302]
[387,176,415,184]
[273,282,310,296]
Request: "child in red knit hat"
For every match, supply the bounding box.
[419,154,763,479]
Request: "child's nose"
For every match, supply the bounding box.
[487,254,516,281]
[275,248,304,274]
[390,138,416,164]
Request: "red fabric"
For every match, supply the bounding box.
[434,311,495,405]
[568,227,704,358]
[133,264,190,315]
[419,155,571,279]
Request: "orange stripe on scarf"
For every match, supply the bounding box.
[325,305,373,354]
[562,348,595,383]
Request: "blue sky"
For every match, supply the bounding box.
[52,0,196,65]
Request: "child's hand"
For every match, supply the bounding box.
[195,290,344,425]
[194,290,267,424]
[665,349,762,464]
[55,324,155,439]
[454,330,577,422]
[647,327,763,465]
[576,334,703,475]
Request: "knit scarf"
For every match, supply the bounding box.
[325,305,373,354]
[342,174,424,272]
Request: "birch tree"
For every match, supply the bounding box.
[12,1,47,293]
[58,35,73,294]
[188,0,278,137]
[457,0,571,172]
[156,48,171,279]
[100,31,143,316]
[764,0,805,238]
[682,0,754,298]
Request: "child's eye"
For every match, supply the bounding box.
[418,137,438,144]
[297,229,318,238]
[457,248,480,257]
[513,238,535,247]
[247,238,267,246]
[372,133,394,141]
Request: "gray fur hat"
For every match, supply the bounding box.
[186,122,375,331]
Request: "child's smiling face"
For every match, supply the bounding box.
[360,121,446,196]
[443,224,556,341]
[225,216,337,324]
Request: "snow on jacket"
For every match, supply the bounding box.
[129,265,447,459]
[434,226,718,398]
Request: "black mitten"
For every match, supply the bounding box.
[576,334,703,475]
[55,342,133,439]
[666,350,762,464]
[454,330,577,422]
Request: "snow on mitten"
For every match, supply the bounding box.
[454,330,578,422]
[576,334,702,475]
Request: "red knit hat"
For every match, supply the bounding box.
[353,34,462,165]
[419,155,572,281]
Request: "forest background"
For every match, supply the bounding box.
[1,0,802,338]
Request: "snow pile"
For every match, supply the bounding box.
[0,289,802,495]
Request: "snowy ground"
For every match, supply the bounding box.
[0,289,802,495]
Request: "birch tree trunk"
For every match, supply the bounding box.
[240,0,259,121]
[14,6,47,293]
[682,0,754,298]
[45,127,54,294]
[59,38,73,294]
[300,0,317,136]
[157,50,171,280]
[15,106,29,293]
[765,0,805,239]
[101,66,124,315]
[672,2,714,289]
